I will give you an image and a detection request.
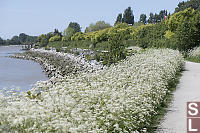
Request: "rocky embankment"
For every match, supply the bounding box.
[12,49,104,78]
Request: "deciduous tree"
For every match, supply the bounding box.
[68,22,81,33]
[85,21,111,33]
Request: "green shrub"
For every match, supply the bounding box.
[49,35,61,42]
[135,22,167,48]
[85,54,92,61]
[101,30,127,66]
[165,8,200,51]
[94,53,101,62]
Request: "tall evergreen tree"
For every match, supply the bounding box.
[159,10,168,21]
[53,29,62,37]
[139,14,147,24]
[148,13,154,23]
[122,7,134,25]
[154,13,161,23]
[115,13,123,25]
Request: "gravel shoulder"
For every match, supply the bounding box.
[157,61,200,133]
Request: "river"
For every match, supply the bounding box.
[0,45,48,91]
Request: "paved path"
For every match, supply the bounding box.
[157,61,200,133]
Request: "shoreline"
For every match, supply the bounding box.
[11,48,104,78]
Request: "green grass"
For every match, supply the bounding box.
[186,57,200,63]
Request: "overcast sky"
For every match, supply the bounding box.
[0,0,185,39]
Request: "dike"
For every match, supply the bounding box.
[11,49,104,78]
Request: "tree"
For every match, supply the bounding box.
[154,13,161,23]
[46,32,54,40]
[159,10,168,21]
[53,29,62,37]
[165,8,200,51]
[102,30,126,65]
[84,27,90,33]
[115,13,123,25]
[19,33,27,43]
[40,38,48,47]
[139,14,147,24]
[85,21,111,33]
[0,34,37,46]
[122,7,134,25]
[62,22,81,41]
[148,13,154,23]
[62,27,76,41]
[10,36,21,45]
[175,0,200,13]
[37,33,52,47]
[68,22,81,33]
[0,37,4,45]
[38,34,46,42]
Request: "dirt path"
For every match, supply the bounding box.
[157,61,200,133]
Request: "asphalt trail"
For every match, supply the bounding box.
[157,61,200,133]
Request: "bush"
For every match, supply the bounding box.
[165,8,200,51]
[49,35,61,42]
[71,32,85,41]
[101,30,127,66]
[134,8,200,51]
[135,22,167,48]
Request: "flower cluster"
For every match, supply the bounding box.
[187,46,200,62]
[0,49,184,132]
[188,46,200,58]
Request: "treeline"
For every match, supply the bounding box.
[175,0,200,13]
[42,8,200,52]
[35,0,200,65]
[53,7,200,52]
[115,7,168,25]
[2,0,198,64]
[0,33,37,45]
[37,21,112,47]
[37,6,169,48]
[135,9,200,51]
